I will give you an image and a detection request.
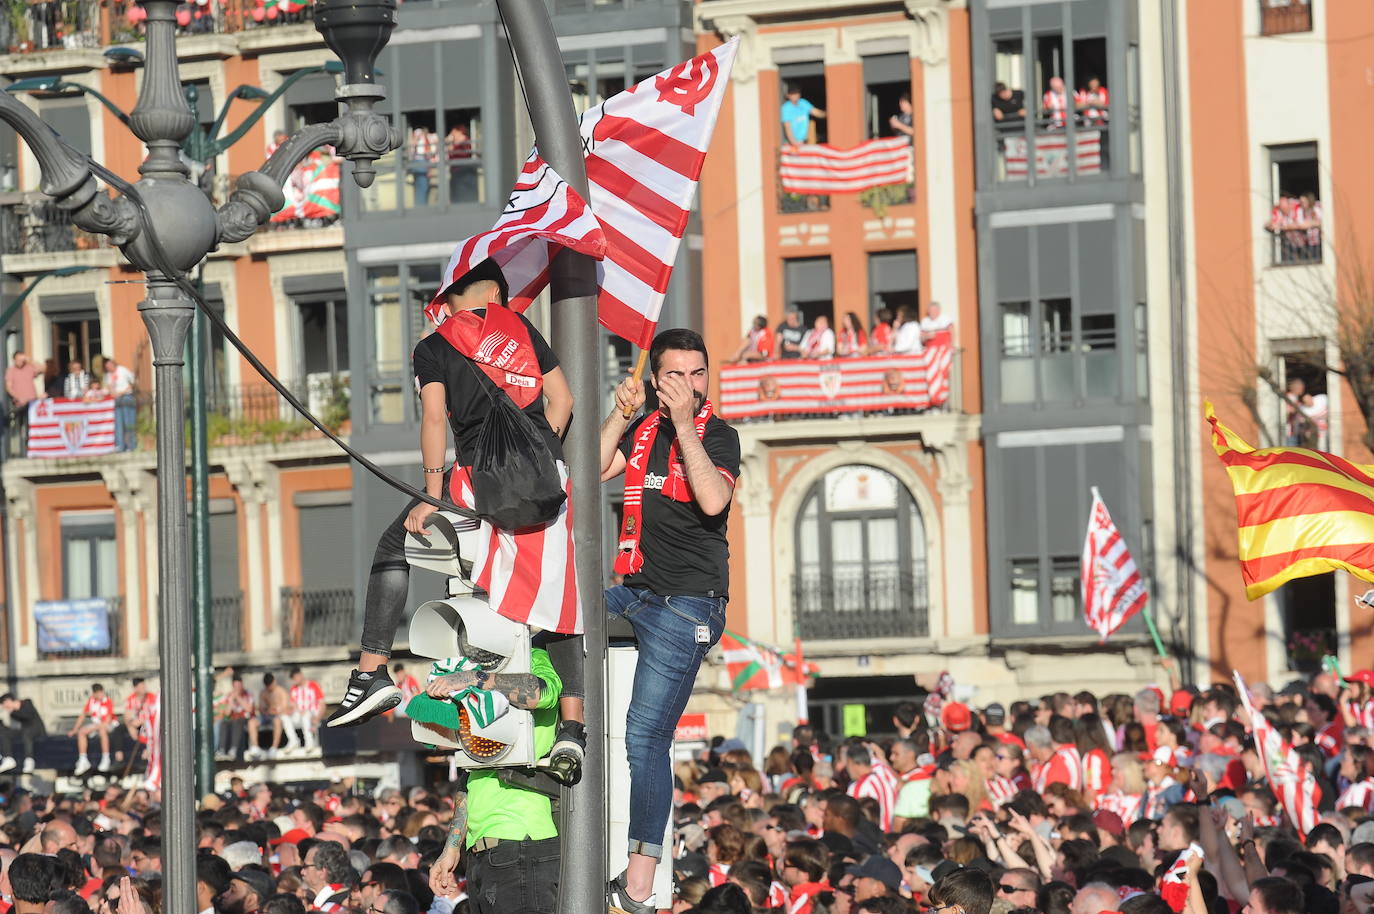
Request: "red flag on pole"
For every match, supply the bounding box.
[1081,487,1148,640]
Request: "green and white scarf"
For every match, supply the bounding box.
[428,657,510,728]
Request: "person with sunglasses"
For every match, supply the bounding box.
[996,868,1042,910]
[368,889,420,914]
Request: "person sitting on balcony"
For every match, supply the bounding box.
[1074,76,1110,127]
[216,675,255,762]
[244,673,293,761]
[286,668,323,755]
[919,301,953,345]
[775,307,805,360]
[729,316,775,364]
[889,94,915,143]
[69,683,116,777]
[1042,77,1069,131]
[891,306,923,355]
[0,693,45,774]
[800,315,836,360]
[991,82,1027,125]
[103,357,137,453]
[868,308,895,354]
[837,312,867,358]
[781,84,826,149]
[61,361,91,401]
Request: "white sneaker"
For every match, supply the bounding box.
[0,757,17,773]
[243,747,263,761]
[98,756,111,772]
[266,748,278,760]
[22,758,34,774]
[73,757,91,777]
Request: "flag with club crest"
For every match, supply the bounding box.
[720,630,818,693]
[1235,670,1319,836]
[426,40,739,346]
[1081,487,1149,641]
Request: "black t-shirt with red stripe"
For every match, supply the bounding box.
[617,412,740,598]
[412,309,562,466]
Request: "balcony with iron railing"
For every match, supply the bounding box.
[212,592,244,654]
[36,595,124,659]
[792,567,928,641]
[5,0,316,54]
[279,586,353,649]
[0,193,107,255]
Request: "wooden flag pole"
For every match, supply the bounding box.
[622,347,650,419]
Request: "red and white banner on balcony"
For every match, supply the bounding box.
[27,398,116,458]
[1003,130,1102,180]
[779,137,914,194]
[718,347,952,420]
[427,40,739,348]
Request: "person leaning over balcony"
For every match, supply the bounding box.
[919,301,953,345]
[889,94,915,143]
[599,328,740,914]
[324,259,587,781]
[775,307,805,360]
[781,84,826,148]
[0,693,45,774]
[103,356,137,453]
[1075,76,1110,127]
[890,306,923,355]
[728,316,774,364]
[800,315,835,360]
[60,361,90,401]
[4,352,40,456]
[991,82,1027,124]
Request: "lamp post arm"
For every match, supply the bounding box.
[208,67,325,158]
[206,85,263,150]
[59,82,132,128]
[214,121,342,243]
[0,92,140,245]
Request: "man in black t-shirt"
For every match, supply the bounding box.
[991,82,1027,124]
[776,307,805,359]
[599,329,740,914]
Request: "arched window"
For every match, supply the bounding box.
[793,464,928,639]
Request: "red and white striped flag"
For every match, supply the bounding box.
[426,151,608,321]
[1159,843,1203,912]
[1081,488,1148,640]
[428,41,738,345]
[1235,670,1319,836]
[779,136,914,194]
[925,328,954,406]
[27,398,116,458]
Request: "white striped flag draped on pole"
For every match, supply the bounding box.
[779,136,914,195]
[427,41,738,345]
[1081,487,1148,641]
[1235,670,1319,836]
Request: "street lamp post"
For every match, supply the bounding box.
[0,0,399,906]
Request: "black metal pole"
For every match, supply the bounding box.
[190,277,214,796]
[493,3,606,911]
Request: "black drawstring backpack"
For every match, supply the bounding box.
[459,355,566,530]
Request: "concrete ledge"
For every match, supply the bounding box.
[1,247,119,275]
[0,47,108,76]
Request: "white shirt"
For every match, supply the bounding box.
[107,364,135,398]
[892,322,922,354]
[919,313,953,334]
[801,327,835,359]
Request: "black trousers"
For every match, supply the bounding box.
[0,721,42,760]
[468,837,560,914]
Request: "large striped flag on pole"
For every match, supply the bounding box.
[428,41,738,346]
[425,152,608,321]
[779,136,914,195]
[1081,487,1148,640]
[1207,402,1374,599]
[1235,670,1319,836]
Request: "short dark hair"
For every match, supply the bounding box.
[10,853,65,903]
[289,667,302,677]
[379,890,421,914]
[262,673,275,686]
[1121,893,1174,914]
[131,677,144,687]
[263,895,308,914]
[1347,843,1374,872]
[858,898,911,914]
[310,840,355,886]
[649,328,709,376]
[785,83,800,95]
[930,868,994,914]
[783,838,829,882]
[91,683,104,692]
[825,795,861,828]
[697,882,752,914]
[894,701,921,730]
[196,854,232,896]
[1251,876,1304,914]
[1164,805,1200,844]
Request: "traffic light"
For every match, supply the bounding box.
[404,514,540,769]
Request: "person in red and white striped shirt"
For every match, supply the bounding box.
[1029,718,1082,793]
[845,742,896,831]
[391,662,422,720]
[288,667,324,754]
[1338,746,1374,813]
[1076,714,1115,799]
[69,682,116,777]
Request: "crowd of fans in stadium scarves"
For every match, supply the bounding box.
[4,667,1374,913]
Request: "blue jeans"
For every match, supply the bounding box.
[114,394,137,451]
[606,584,726,858]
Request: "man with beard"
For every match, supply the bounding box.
[217,868,274,914]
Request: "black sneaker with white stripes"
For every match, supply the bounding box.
[607,872,656,914]
[325,667,402,728]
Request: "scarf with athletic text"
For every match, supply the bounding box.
[434,304,542,409]
[614,400,713,575]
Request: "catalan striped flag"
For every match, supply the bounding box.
[1207,402,1374,599]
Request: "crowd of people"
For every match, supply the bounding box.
[1264,193,1324,265]
[729,304,952,364]
[4,351,139,454]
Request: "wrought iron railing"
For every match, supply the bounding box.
[37,595,124,659]
[0,196,106,255]
[212,592,244,654]
[1271,228,1323,267]
[792,568,928,640]
[1260,0,1312,36]
[280,587,354,649]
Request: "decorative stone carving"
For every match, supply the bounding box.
[711,15,759,84]
[903,0,950,66]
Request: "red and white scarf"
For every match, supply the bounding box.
[614,401,713,575]
[311,884,348,912]
[434,304,542,409]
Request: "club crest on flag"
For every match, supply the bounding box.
[818,367,843,400]
[654,53,720,115]
[61,419,87,452]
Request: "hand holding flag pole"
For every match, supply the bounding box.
[623,348,649,419]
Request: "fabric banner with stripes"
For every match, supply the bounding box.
[427,41,738,347]
[720,630,817,693]
[425,152,608,321]
[1081,487,1148,641]
[1003,130,1101,179]
[1235,670,1319,835]
[779,136,914,195]
[27,398,116,458]
[1207,402,1374,599]
[718,351,952,420]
